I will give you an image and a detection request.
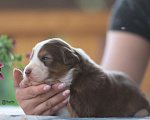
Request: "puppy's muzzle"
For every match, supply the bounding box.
[25,69,32,77]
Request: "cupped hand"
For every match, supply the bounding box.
[13,68,69,115]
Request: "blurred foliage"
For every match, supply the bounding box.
[0,35,24,106]
[0,35,24,69]
[0,65,19,106]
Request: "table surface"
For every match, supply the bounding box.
[0,106,150,120]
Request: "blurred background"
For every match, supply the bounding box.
[0,0,150,106]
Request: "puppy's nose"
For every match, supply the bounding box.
[25,69,32,76]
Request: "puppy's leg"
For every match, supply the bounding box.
[67,102,78,118]
[134,109,149,117]
[55,106,71,118]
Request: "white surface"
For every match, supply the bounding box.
[0,106,25,115]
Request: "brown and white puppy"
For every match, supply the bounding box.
[20,38,150,118]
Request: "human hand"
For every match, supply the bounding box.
[13,68,70,115]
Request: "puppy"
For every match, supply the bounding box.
[20,38,150,118]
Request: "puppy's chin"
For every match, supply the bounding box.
[20,74,59,88]
[19,76,45,88]
[19,77,31,88]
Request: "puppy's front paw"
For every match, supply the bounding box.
[134,109,149,117]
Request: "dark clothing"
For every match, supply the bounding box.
[109,0,150,42]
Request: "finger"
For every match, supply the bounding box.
[41,98,68,116]
[16,84,52,100]
[13,68,23,87]
[45,89,70,108]
[18,82,66,100]
[19,82,67,110]
[36,83,67,102]
[35,89,70,115]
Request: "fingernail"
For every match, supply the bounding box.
[62,90,70,96]
[62,98,69,104]
[43,85,51,91]
[58,83,66,89]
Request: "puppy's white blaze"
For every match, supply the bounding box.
[60,68,75,86]
[23,40,51,82]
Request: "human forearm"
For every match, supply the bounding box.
[101,31,150,86]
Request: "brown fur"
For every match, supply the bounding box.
[38,45,72,84]
[27,39,150,117]
[69,52,150,117]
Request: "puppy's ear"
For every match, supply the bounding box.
[61,47,80,65]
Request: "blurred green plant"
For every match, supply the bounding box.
[0,35,24,106]
[0,35,24,69]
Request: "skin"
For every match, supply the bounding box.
[13,68,69,115]
[101,31,150,86]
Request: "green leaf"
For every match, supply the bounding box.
[15,63,24,69]
[1,36,7,45]
[0,35,7,41]
[1,48,6,57]
[17,54,23,61]
[5,40,12,49]
[0,35,24,69]
[4,54,9,61]
[0,54,4,61]
[13,54,17,61]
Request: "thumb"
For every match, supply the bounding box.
[13,68,23,87]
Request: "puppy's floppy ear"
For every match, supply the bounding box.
[61,47,80,65]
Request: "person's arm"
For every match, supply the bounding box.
[101,31,150,86]
[13,69,69,115]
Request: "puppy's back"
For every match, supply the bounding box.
[106,71,150,117]
[69,50,150,117]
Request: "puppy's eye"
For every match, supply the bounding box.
[42,57,49,61]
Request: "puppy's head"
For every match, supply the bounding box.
[22,38,80,87]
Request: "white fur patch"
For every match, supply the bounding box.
[22,38,76,86]
[56,106,71,118]
[134,109,149,117]
[23,40,51,85]
[59,68,75,86]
